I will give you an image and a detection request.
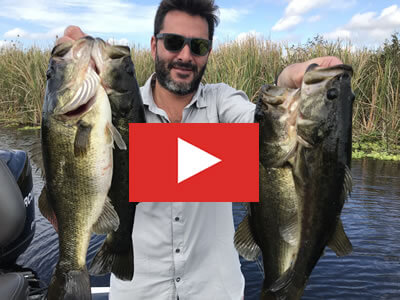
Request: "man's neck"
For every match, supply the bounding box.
[153,80,195,123]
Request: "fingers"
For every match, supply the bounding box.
[277,56,344,88]
[64,25,87,40]
[55,25,87,45]
[306,56,343,68]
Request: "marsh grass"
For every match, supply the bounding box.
[0,34,399,151]
[0,45,49,125]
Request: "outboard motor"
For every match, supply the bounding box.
[0,149,35,266]
[0,149,36,300]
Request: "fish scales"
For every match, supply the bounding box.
[40,37,126,300]
[269,64,354,299]
[89,38,146,281]
[235,84,300,299]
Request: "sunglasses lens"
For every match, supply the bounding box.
[191,39,210,56]
[164,35,185,52]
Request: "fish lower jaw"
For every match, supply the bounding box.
[57,95,96,119]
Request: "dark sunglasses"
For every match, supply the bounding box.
[156,33,211,56]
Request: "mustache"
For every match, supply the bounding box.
[168,61,197,72]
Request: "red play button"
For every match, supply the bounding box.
[129,123,259,202]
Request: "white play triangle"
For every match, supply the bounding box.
[178,137,222,183]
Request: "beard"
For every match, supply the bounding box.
[155,53,207,96]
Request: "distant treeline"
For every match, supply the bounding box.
[0,33,399,149]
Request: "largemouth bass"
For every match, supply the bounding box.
[40,37,126,300]
[234,85,300,299]
[270,64,354,299]
[89,38,146,281]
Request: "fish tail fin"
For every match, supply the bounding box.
[260,286,281,300]
[266,267,298,300]
[47,266,91,300]
[111,240,134,281]
[89,236,134,281]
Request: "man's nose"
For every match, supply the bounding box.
[176,43,193,61]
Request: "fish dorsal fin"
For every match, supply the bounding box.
[38,185,58,232]
[107,122,127,150]
[327,219,353,256]
[279,213,299,246]
[92,196,120,234]
[234,215,261,261]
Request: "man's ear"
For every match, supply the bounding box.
[151,35,157,61]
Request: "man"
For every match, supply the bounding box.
[58,0,342,299]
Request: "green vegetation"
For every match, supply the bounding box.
[0,34,399,160]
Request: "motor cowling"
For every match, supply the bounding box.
[0,150,35,267]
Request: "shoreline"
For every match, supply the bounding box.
[1,124,399,161]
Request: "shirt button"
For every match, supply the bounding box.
[176,277,181,282]
[175,217,180,221]
[175,248,180,253]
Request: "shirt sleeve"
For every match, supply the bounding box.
[215,83,256,123]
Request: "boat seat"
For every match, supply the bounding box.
[0,158,25,248]
[0,272,28,300]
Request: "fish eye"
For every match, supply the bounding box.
[327,88,338,100]
[341,73,350,81]
[46,67,54,80]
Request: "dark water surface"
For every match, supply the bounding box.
[1,127,399,299]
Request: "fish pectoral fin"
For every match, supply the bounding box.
[279,213,299,246]
[92,196,120,234]
[274,139,298,167]
[107,122,127,150]
[327,219,353,256]
[74,121,92,156]
[38,185,59,232]
[233,215,261,261]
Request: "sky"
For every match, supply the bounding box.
[0,0,399,50]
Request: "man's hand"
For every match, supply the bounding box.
[277,56,343,89]
[56,25,87,45]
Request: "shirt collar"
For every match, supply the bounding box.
[142,73,208,110]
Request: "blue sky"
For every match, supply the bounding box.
[0,0,399,49]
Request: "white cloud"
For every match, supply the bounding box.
[4,28,28,38]
[236,30,262,42]
[5,27,64,40]
[285,0,329,16]
[219,8,249,23]
[272,0,329,32]
[107,37,129,46]
[323,29,352,40]
[0,40,13,48]
[324,5,400,45]
[272,15,303,31]
[0,0,157,39]
[308,15,321,23]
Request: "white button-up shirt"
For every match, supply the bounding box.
[109,75,255,300]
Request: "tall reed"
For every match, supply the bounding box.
[0,45,49,125]
[0,34,399,147]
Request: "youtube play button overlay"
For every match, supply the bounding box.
[178,137,222,183]
[129,123,259,202]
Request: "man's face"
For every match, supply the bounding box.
[151,10,211,95]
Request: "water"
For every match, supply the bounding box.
[1,127,399,299]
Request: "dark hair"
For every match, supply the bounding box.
[154,0,219,41]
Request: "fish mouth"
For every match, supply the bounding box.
[62,94,96,118]
[303,64,353,85]
[55,66,100,118]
